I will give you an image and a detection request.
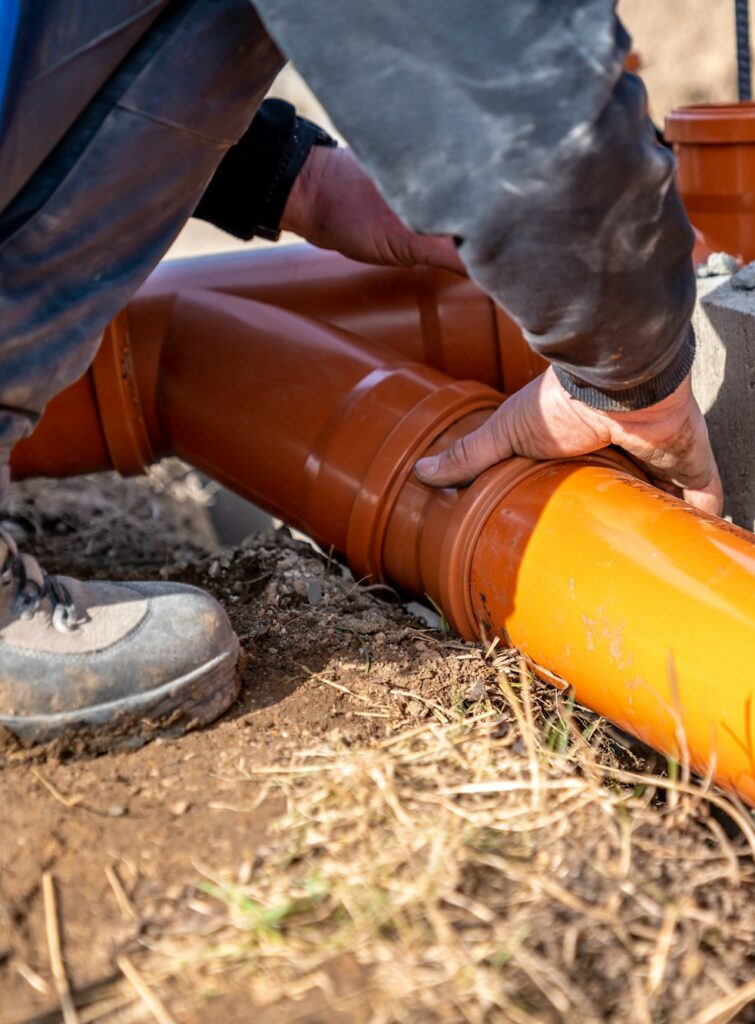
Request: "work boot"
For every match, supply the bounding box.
[0,527,240,748]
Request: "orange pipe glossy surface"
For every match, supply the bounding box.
[471,465,755,804]
[10,249,755,804]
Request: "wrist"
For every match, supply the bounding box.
[596,374,695,436]
[552,366,693,426]
[552,325,696,413]
[193,99,335,242]
[281,143,331,238]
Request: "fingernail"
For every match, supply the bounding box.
[415,455,439,478]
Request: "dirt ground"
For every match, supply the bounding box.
[0,468,504,1021]
[0,467,753,1024]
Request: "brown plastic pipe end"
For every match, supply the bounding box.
[11,311,158,480]
[666,102,755,261]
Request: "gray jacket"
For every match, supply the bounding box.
[253,0,696,411]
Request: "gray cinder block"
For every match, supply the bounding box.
[692,278,755,531]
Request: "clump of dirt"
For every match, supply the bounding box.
[0,465,753,1024]
[4,459,219,573]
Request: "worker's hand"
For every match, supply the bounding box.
[415,367,724,516]
[282,144,464,273]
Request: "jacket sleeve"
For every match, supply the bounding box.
[251,0,696,410]
[194,98,335,242]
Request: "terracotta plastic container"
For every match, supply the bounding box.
[11,250,755,805]
[666,102,755,261]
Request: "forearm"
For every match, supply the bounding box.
[252,0,696,410]
[461,69,696,411]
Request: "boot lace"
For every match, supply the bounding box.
[0,527,81,634]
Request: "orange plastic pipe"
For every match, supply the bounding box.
[11,252,755,804]
[117,246,545,389]
[471,468,755,801]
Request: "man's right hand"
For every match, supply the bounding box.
[281,145,464,273]
[415,368,723,517]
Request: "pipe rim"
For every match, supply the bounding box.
[92,313,156,475]
[666,102,755,143]
[439,450,640,640]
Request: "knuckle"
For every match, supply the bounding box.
[448,433,473,470]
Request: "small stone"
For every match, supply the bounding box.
[466,679,486,702]
[705,251,738,277]
[208,559,221,578]
[107,804,128,818]
[307,579,323,606]
[292,578,308,597]
[731,261,755,290]
[340,617,381,634]
[169,800,190,817]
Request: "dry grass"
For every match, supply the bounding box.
[149,664,755,1024]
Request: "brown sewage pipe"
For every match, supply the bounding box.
[123,245,546,389]
[12,246,545,479]
[11,251,755,805]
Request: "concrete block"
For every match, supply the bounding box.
[692,278,755,530]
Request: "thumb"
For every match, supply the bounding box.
[415,413,513,488]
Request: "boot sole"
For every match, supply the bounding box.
[0,637,241,752]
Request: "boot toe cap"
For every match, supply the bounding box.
[0,581,239,733]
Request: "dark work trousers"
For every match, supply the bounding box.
[0,0,282,500]
[0,1,696,504]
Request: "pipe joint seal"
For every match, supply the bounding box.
[92,314,157,476]
[346,380,502,584]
